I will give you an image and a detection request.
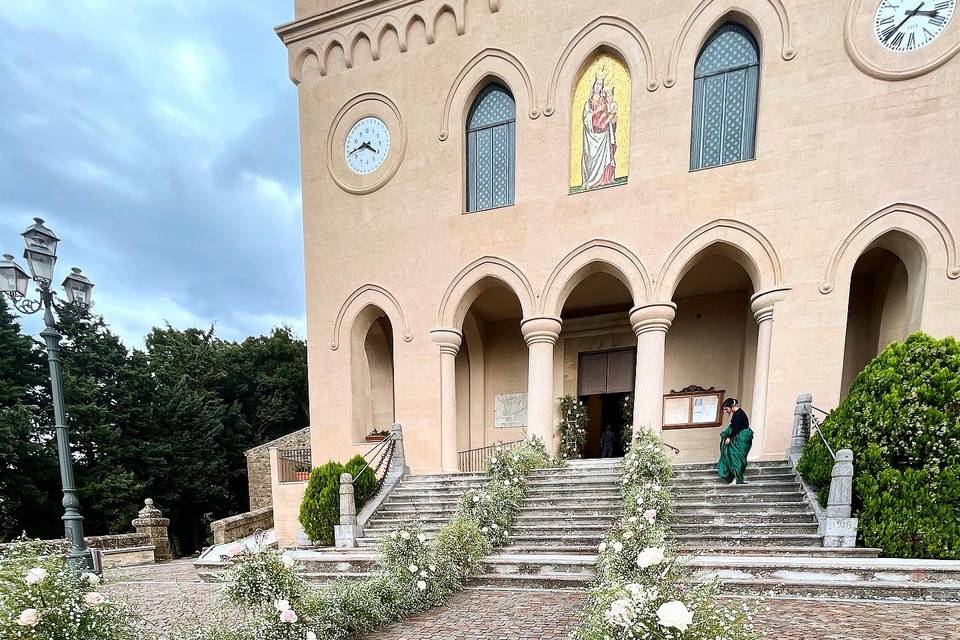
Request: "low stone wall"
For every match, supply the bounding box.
[101,545,157,569]
[209,507,274,545]
[246,427,311,510]
[0,533,149,554]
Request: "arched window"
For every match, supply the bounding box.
[466,83,515,212]
[690,24,760,170]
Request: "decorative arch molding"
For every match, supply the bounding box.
[330,284,414,351]
[664,0,797,88]
[437,256,537,329]
[287,0,500,84]
[819,203,960,294]
[439,48,539,141]
[544,15,658,117]
[656,219,784,298]
[539,239,652,316]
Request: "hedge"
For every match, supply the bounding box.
[797,333,960,558]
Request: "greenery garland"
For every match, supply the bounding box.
[172,437,562,640]
[574,432,761,639]
[559,394,589,459]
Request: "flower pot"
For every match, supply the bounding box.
[365,434,387,442]
[294,471,310,482]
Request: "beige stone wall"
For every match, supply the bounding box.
[278,0,960,483]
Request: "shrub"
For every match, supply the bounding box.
[0,539,145,640]
[222,545,307,610]
[299,461,344,545]
[797,333,960,558]
[344,454,377,506]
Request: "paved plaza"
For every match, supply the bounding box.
[106,561,960,640]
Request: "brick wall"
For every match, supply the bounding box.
[245,427,311,509]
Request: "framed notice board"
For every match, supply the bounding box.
[662,385,725,429]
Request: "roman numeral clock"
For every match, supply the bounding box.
[846,0,960,79]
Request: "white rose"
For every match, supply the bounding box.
[623,531,634,540]
[280,609,298,624]
[82,571,100,586]
[473,495,481,503]
[504,479,511,486]
[627,516,637,524]
[598,542,607,553]
[390,531,398,539]
[657,600,694,632]
[612,541,623,553]
[643,509,657,524]
[491,523,499,529]
[281,554,296,568]
[416,580,427,591]
[429,564,437,572]
[636,547,666,568]
[84,592,106,607]
[306,633,318,640]
[605,598,632,628]
[17,609,39,627]
[491,458,499,465]
[400,531,410,540]
[275,599,291,612]
[25,568,48,585]
[481,526,489,533]
[417,533,427,543]
[625,583,649,602]
[408,564,419,574]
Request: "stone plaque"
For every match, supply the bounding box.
[495,393,527,428]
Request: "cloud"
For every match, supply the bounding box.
[0,1,304,347]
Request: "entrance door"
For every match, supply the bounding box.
[577,348,636,458]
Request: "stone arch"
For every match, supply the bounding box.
[664,0,797,88]
[349,305,396,441]
[545,15,659,117]
[349,28,374,66]
[375,16,407,56]
[432,1,466,38]
[330,283,413,350]
[820,203,960,294]
[437,256,537,329]
[322,34,352,75]
[290,45,320,85]
[656,219,783,299]
[403,9,434,47]
[540,239,652,316]
[439,48,539,141]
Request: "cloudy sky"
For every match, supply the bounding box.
[0,1,304,348]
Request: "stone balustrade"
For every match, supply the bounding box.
[209,506,274,545]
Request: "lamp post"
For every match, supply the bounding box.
[0,218,95,570]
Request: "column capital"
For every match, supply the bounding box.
[750,286,790,323]
[430,328,462,356]
[520,316,562,346]
[629,302,677,336]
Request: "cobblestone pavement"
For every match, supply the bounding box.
[363,589,960,640]
[103,563,960,640]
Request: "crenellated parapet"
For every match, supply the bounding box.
[276,0,502,84]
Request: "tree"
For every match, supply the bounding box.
[0,296,61,541]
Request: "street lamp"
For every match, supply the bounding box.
[0,217,94,570]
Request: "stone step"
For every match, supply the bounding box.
[673,512,818,525]
[524,487,621,498]
[515,504,622,517]
[525,480,621,491]
[673,501,812,513]
[478,553,598,577]
[467,572,591,588]
[501,544,598,554]
[390,481,488,492]
[523,496,625,507]
[402,473,488,483]
[671,533,823,547]
[671,479,801,490]
[383,497,462,506]
[371,508,459,519]
[508,534,606,546]
[389,487,484,497]
[527,472,621,482]
[529,466,623,476]
[680,545,881,558]
[673,492,805,505]
[515,514,617,525]
[674,470,797,482]
[673,460,790,471]
[718,578,960,601]
[689,555,960,585]
[670,523,820,536]
[673,483,802,496]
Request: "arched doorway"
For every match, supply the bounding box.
[840,232,925,395]
[350,306,396,442]
[665,250,758,461]
[559,271,635,458]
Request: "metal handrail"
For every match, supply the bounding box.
[353,432,396,481]
[662,442,680,455]
[807,410,837,461]
[457,440,524,473]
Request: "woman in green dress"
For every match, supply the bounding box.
[717,397,753,485]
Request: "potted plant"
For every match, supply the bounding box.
[294,468,310,482]
[365,428,391,443]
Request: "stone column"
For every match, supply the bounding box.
[749,288,790,458]
[132,499,172,561]
[334,472,362,548]
[823,449,858,547]
[430,328,463,472]
[629,303,676,434]
[521,316,562,451]
[788,392,813,464]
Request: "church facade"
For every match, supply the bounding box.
[275,0,960,483]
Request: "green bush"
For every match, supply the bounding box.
[299,456,380,546]
[797,333,960,558]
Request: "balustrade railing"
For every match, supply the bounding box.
[457,440,524,473]
[354,430,399,496]
[277,447,311,483]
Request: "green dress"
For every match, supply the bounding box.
[717,409,753,483]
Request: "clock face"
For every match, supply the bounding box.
[344,116,390,175]
[875,0,956,51]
